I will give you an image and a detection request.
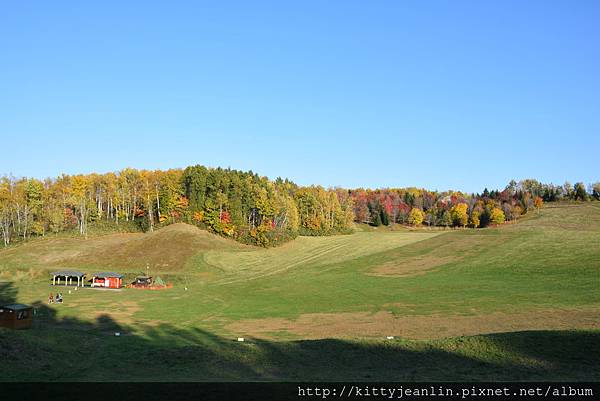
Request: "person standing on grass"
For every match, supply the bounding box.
[48,293,54,304]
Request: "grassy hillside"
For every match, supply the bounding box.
[0,223,246,275]
[0,202,599,381]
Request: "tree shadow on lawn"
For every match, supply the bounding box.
[0,281,599,381]
[0,281,18,305]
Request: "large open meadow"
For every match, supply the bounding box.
[1,203,599,381]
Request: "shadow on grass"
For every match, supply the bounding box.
[0,281,17,305]
[1,281,599,381]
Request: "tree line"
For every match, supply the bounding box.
[0,167,598,247]
[0,166,353,247]
[349,179,599,229]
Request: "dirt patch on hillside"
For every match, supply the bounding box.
[227,308,600,340]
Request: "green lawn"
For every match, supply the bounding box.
[1,202,599,381]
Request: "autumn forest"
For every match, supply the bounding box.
[0,165,598,247]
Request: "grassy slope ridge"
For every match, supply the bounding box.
[0,203,599,381]
[0,223,246,275]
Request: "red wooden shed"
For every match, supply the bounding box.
[91,272,124,289]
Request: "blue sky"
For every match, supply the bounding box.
[1,1,598,193]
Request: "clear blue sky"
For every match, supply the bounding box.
[1,1,598,193]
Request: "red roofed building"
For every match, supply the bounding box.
[91,272,124,289]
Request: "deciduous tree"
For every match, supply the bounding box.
[408,208,424,226]
[450,203,468,227]
[490,207,505,224]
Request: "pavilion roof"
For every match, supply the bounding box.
[51,270,86,277]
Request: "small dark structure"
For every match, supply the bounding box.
[130,276,152,288]
[51,270,86,287]
[91,272,124,289]
[0,304,33,329]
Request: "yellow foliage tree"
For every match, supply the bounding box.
[469,210,480,228]
[490,207,505,224]
[408,208,424,226]
[450,203,468,227]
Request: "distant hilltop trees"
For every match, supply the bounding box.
[0,168,598,247]
[349,179,597,229]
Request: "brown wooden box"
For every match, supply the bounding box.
[0,304,33,330]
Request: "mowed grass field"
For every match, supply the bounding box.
[0,203,599,381]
